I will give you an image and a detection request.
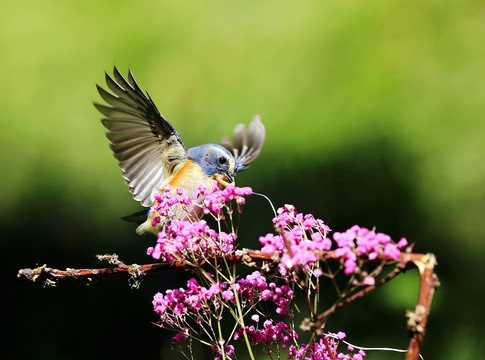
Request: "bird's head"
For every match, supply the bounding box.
[188,144,236,185]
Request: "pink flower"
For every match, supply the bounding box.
[344,258,357,275]
[336,331,346,340]
[222,290,234,301]
[261,289,273,300]
[397,237,408,248]
[362,276,375,286]
[383,243,400,260]
[171,327,189,345]
[205,283,221,298]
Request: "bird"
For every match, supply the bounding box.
[94,67,265,234]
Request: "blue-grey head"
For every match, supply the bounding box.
[187,144,237,183]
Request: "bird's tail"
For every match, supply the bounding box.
[121,209,149,225]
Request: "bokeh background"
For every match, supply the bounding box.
[3,0,484,359]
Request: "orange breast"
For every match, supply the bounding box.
[168,160,193,188]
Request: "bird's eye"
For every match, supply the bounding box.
[218,156,227,165]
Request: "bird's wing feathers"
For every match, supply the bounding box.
[221,115,266,172]
[94,66,187,207]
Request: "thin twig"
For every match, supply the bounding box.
[314,263,404,324]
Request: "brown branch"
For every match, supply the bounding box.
[314,262,404,324]
[16,250,274,287]
[403,253,439,360]
[17,259,179,287]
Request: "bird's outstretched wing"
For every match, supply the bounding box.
[220,115,266,172]
[94,67,188,207]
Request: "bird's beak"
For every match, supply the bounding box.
[215,172,235,187]
[214,172,234,187]
[224,171,235,184]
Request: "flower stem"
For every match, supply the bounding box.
[232,284,255,360]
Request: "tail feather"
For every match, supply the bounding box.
[121,209,148,224]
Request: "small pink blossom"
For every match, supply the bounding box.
[362,276,375,286]
[397,237,408,248]
[222,290,234,301]
[383,243,400,260]
[171,327,189,345]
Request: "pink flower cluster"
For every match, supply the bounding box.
[152,277,220,325]
[149,184,192,227]
[333,225,408,276]
[148,192,408,359]
[234,271,294,315]
[288,332,366,360]
[259,205,331,269]
[147,184,253,261]
[234,320,297,348]
[147,219,235,262]
[149,183,252,227]
[198,183,253,215]
[152,271,295,326]
[259,205,408,284]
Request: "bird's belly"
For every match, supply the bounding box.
[136,161,216,235]
[169,161,215,195]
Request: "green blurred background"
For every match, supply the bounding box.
[3,0,484,359]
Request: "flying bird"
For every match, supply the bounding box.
[94,67,265,234]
